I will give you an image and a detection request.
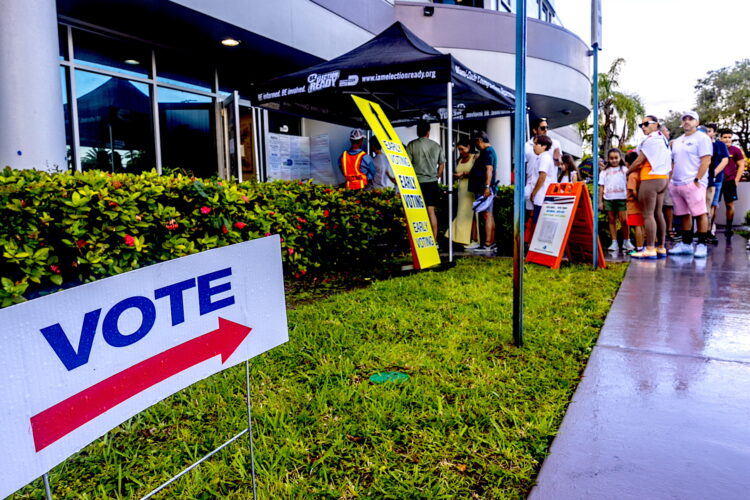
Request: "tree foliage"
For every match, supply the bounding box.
[695,59,750,154]
[578,58,645,157]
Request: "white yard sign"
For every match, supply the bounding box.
[0,237,288,498]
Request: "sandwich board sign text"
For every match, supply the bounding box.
[0,237,288,498]
[352,95,441,269]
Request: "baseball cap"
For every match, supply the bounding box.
[349,128,366,141]
[697,125,707,133]
[681,111,699,121]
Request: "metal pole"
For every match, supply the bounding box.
[245,360,258,500]
[447,82,454,262]
[592,42,600,268]
[512,0,527,347]
[43,473,53,500]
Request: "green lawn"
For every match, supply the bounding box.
[15,258,626,500]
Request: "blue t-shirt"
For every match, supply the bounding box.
[469,145,498,195]
[710,140,729,186]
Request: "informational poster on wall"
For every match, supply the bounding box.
[528,194,576,257]
[309,134,338,185]
[266,133,311,181]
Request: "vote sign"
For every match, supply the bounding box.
[0,237,288,498]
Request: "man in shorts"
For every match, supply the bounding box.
[667,111,712,258]
[718,128,746,238]
[468,131,498,253]
[703,123,729,243]
[406,120,446,241]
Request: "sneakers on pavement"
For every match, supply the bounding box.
[464,241,481,250]
[694,243,708,258]
[707,232,719,245]
[668,242,694,255]
[630,248,658,259]
[656,247,668,259]
[607,241,619,252]
[622,240,636,251]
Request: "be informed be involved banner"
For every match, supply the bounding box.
[0,237,288,498]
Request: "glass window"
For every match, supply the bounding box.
[61,67,72,170]
[158,87,216,178]
[73,29,150,78]
[267,111,301,136]
[155,48,214,93]
[59,25,68,61]
[75,70,154,173]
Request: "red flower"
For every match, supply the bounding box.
[112,181,122,189]
[108,201,118,207]
[296,224,302,229]
[323,210,330,217]
[355,200,361,204]
[123,234,135,247]
[49,265,61,274]
[76,239,87,248]
[300,269,307,275]
[308,232,314,238]
[268,211,276,216]
[264,232,271,237]
[165,219,179,231]
[200,206,211,215]
[288,248,295,255]
[324,188,332,194]
[280,238,284,243]
[295,272,300,278]
[297,217,308,223]
[242,195,249,203]
[233,222,247,230]
[221,225,229,234]
[20,199,28,208]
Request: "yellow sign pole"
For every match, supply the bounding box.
[352,95,441,269]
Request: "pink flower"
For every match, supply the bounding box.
[295,272,300,278]
[233,222,247,229]
[200,206,211,215]
[123,234,135,247]
[49,265,61,274]
[297,217,308,223]
[264,232,271,237]
[242,195,249,203]
[288,248,295,255]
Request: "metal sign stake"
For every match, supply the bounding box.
[245,360,258,500]
[43,473,53,500]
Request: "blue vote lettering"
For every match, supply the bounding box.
[40,267,234,371]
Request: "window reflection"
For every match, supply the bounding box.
[156,48,213,93]
[158,87,215,178]
[73,29,149,78]
[75,70,154,173]
[61,67,72,170]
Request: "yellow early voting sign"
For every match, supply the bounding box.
[352,95,441,269]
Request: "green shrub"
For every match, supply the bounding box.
[0,168,407,307]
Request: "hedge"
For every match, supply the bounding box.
[0,169,408,307]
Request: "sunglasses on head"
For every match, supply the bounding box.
[639,121,657,128]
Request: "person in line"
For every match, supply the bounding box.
[406,120,446,241]
[624,151,645,254]
[599,148,634,253]
[668,111,713,258]
[528,134,557,230]
[659,125,678,242]
[525,117,562,168]
[369,136,396,191]
[340,128,375,190]
[702,123,729,244]
[468,131,498,253]
[627,116,671,258]
[446,137,478,249]
[718,128,746,239]
[558,154,579,183]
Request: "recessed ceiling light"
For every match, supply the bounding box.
[124,59,140,65]
[221,38,240,47]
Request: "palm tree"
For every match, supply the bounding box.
[579,58,645,155]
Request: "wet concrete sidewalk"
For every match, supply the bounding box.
[530,235,750,500]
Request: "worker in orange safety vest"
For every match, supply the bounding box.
[339,128,375,190]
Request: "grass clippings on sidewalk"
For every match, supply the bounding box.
[15,258,626,500]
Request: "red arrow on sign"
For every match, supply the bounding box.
[30,317,251,452]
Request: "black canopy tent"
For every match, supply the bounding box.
[253,22,517,262]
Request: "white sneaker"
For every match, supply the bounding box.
[694,243,708,258]
[464,241,481,250]
[668,242,694,255]
[622,240,636,251]
[607,241,619,252]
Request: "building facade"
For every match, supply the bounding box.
[0,0,590,185]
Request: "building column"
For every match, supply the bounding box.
[487,116,512,185]
[0,0,66,171]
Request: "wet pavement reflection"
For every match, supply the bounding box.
[530,235,750,500]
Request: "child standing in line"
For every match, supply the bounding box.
[527,134,557,238]
[624,151,645,253]
[598,148,634,252]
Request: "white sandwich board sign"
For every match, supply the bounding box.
[0,236,288,498]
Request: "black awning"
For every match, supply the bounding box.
[253,22,515,127]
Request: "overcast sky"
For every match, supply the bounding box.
[554,0,750,121]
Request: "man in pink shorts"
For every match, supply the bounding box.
[668,111,713,258]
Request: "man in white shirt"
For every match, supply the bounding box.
[525,118,562,167]
[667,111,713,258]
